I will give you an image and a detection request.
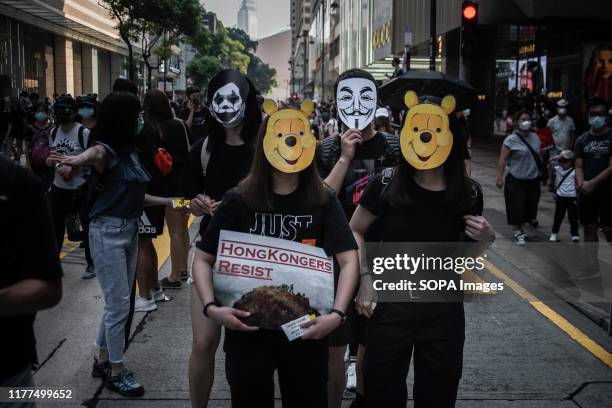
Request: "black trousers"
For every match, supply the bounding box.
[47,184,93,266]
[552,196,579,235]
[504,174,541,226]
[225,330,328,408]
[364,303,465,408]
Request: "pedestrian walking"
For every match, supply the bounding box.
[547,99,576,190]
[548,150,579,242]
[350,91,495,408]
[496,109,544,245]
[23,102,53,184]
[182,69,260,408]
[192,99,359,408]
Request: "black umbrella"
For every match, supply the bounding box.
[379,71,478,111]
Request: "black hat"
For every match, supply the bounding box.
[54,95,78,112]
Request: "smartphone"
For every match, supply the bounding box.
[171,199,190,210]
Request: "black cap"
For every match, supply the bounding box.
[54,95,78,111]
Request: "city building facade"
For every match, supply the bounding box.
[255,27,291,101]
[237,0,258,40]
[0,0,133,99]
[290,0,311,99]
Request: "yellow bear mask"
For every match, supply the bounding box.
[400,90,456,170]
[262,99,317,173]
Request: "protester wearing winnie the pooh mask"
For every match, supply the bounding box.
[180,69,262,408]
[349,91,495,408]
[192,99,359,408]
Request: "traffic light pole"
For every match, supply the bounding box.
[429,0,437,71]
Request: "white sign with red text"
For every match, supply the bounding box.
[212,230,334,329]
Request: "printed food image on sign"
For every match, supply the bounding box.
[213,230,334,330]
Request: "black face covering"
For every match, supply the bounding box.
[55,111,73,124]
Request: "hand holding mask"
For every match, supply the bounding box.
[262,99,317,173]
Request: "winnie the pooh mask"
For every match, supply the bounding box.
[262,99,317,173]
[400,90,456,170]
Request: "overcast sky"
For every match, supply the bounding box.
[202,0,290,39]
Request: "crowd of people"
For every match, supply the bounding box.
[2,62,609,408]
[496,96,612,263]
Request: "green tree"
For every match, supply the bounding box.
[99,0,141,81]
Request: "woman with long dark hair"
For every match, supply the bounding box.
[182,70,261,407]
[192,99,359,407]
[350,93,495,408]
[48,92,175,397]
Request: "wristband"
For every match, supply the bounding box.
[203,301,219,317]
[330,308,347,324]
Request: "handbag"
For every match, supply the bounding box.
[516,133,548,183]
[153,147,173,176]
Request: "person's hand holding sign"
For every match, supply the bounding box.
[207,305,259,332]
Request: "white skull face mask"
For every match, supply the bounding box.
[210,83,246,128]
[336,78,378,130]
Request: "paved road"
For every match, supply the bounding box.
[32,143,612,407]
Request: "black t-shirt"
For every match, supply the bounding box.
[574,129,612,192]
[179,107,208,142]
[0,156,63,382]
[182,138,255,235]
[316,132,399,219]
[359,174,483,242]
[197,186,358,351]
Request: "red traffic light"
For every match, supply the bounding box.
[462,2,478,22]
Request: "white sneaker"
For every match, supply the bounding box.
[572,236,580,242]
[346,360,357,391]
[134,296,157,312]
[549,233,558,242]
[153,288,172,302]
[514,231,526,246]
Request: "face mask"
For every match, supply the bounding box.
[589,115,606,129]
[34,112,48,122]
[79,107,95,118]
[262,99,317,173]
[462,109,470,117]
[336,77,378,130]
[208,70,249,128]
[558,108,567,115]
[518,120,532,131]
[400,91,456,170]
[55,111,73,125]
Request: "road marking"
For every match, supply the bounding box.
[483,259,612,368]
[59,237,79,260]
[152,215,196,268]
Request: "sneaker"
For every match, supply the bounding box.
[82,265,96,279]
[153,288,172,302]
[180,271,189,281]
[514,231,526,246]
[549,233,558,242]
[92,358,109,378]
[106,368,144,397]
[346,359,357,391]
[134,296,157,312]
[571,236,580,242]
[160,277,181,289]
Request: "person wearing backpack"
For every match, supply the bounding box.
[45,95,90,253]
[548,150,579,242]
[24,102,53,185]
[180,70,261,408]
[496,109,543,245]
[316,69,401,408]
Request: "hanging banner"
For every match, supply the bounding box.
[212,230,335,330]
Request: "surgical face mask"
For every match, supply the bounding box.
[78,107,95,119]
[463,109,471,117]
[34,112,48,122]
[518,120,532,131]
[558,108,567,115]
[588,115,606,129]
